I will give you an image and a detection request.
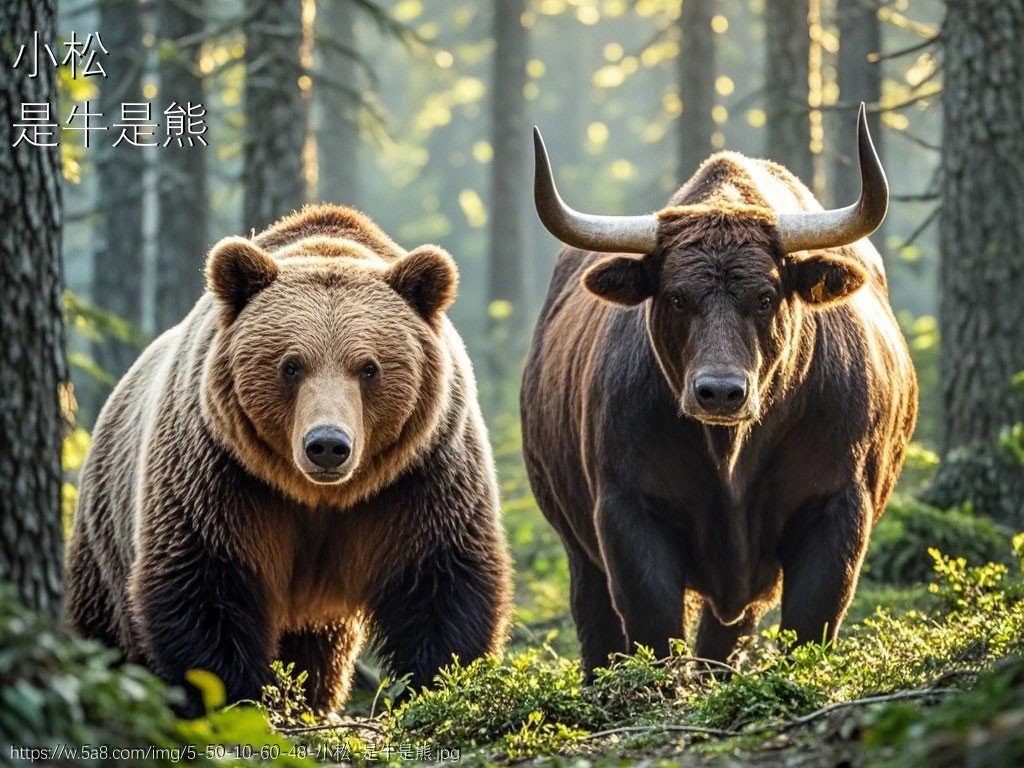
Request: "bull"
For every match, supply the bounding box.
[521,106,918,674]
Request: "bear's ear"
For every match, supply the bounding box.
[582,255,654,306]
[386,245,459,325]
[205,236,279,321]
[787,252,867,307]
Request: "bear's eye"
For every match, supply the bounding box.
[360,361,379,381]
[282,359,303,382]
[758,292,774,313]
[668,293,686,311]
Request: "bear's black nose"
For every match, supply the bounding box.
[303,426,352,469]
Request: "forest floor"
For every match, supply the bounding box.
[265,541,1024,768]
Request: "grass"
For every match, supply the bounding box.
[250,538,1024,766]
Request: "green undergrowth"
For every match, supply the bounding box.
[284,536,1024,765]
[0,586,311,767]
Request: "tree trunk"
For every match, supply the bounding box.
[487,0,528,346]
[764,0,813,181]
[924,0,1024,523]
[93,0,145,385]
[676,0,715,180]
[315,0,361,207]
[0,0,66,618]
[155,0,208,331]
[832,1,882,211]
[243,0,309,231]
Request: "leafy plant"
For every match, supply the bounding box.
[866,494,1014,584]
[0,586,312,766]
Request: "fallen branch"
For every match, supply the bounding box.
[274,720,385,736]
[580,723,738,741]
[579,686,957,745]
[743,687,957,736]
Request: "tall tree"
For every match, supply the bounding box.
[243,0,309,230]
[314,0,361,207]
[832,0,882,210]
[486,0,528,343]
[675,0,715,180]
[763,0,812,180]
[155,0,208,331]
[93,0,145,385]
[0,0,67,618]
[924,0,1024,523]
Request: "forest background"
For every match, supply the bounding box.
[2,0,1023,765]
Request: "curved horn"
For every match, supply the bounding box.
[777,103,889,253]
[534,127,658,254]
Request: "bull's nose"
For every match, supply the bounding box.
[303,426,352,469]
[693,372,748,415]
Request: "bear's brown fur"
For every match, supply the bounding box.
[66,204,512,714]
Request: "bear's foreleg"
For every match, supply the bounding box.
[371,542,508,692]
[277,620,365,713]
[129,537,276,717]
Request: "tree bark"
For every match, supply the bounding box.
[93,0,145,385]
[676,0,715,180]
[155,0,209,331]
[924,0,1024,522]
[832,0,882,211]
[0,0,67,618]
[315,0,361,207]
[487,0,528,342]
[764,0,813,181]
[243,0,309,231]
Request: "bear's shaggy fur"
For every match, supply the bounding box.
[66,205,512,714]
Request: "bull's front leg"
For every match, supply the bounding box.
[779,487,871,646]
[596,487,686,660]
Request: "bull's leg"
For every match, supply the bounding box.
[694,602,761,663]
[596,489,686,661]
[779,488,870,646]
[566,547,627,677]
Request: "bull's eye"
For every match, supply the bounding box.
[361,361,379,381]
[281,358,303,382]
[669,294,686,311]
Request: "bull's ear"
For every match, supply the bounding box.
[582,255,654,306]
[206,236,279,321]
[788,253,866,307]
[386,244,459,324]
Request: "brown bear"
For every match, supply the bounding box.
[66,204,512,715]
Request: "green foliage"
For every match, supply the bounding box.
[866,494,1015,584]
[588,644,678,725]
[65,290,149,351]
[691,671,825,730]
[62,426,91,537]
[0,587,181,760]
[864,656,1024,767]
[388,649,590,754]
[260,662,316,730]
[0,585,312,766]
[927,548,1013,613]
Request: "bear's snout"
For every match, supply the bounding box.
[303,425,353,473]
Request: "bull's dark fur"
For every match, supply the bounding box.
[521,151,918,673]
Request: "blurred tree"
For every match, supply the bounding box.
[0,0,67,618]
[243,0,308,230]
[675,0,715,179]
[924,0,1024,523]
[314,0,361,206]
[487,0,528,341]
[764,0,812,180]
[155,0,209,331]
[92,0,145,385]
[832,0,882,211]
